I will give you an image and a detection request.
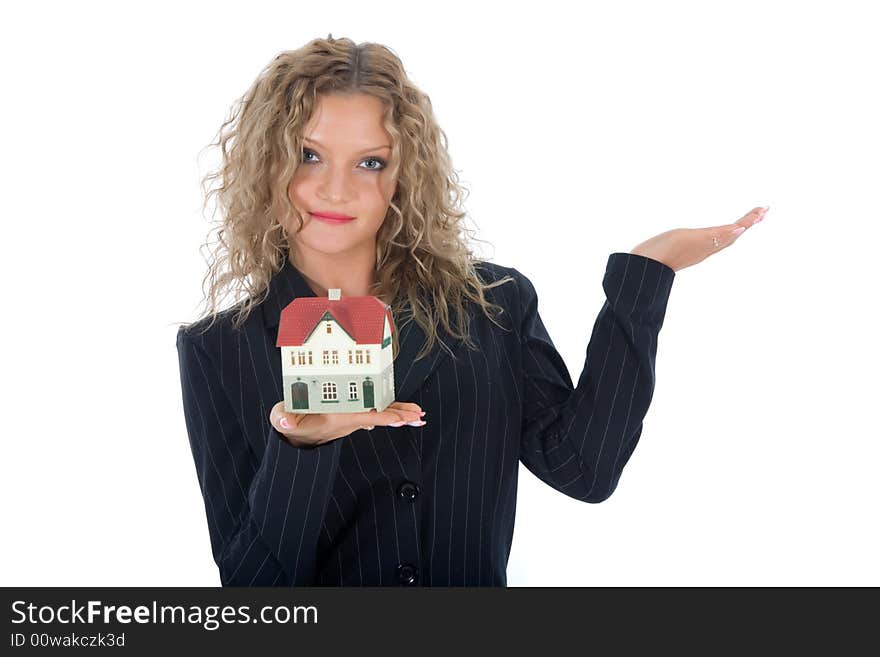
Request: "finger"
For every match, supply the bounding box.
[378,403,425,421]
[269,401,289,431]
[376,407,425,424]
[730,207,769,237]
[269,400,304,434]
[700,228,738,255]
[387,401,423,414]
[352,407,424,428]
[738,206,769,227]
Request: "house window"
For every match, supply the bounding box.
[326,322,332,334]
[366,350,370,364]
[290,352,295,366]
[331,350,339,365]
[355,350,363,364]
[322,382,337,400]
[308,351,313,365]
[297,351,306,365]
[348,350,353,364]
[349,381,358,400]
[322,350,329,365]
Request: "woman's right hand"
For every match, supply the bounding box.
[268,400,426,448]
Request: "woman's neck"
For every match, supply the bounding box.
[289,240,378,298]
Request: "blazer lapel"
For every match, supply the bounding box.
[261,251,462,405]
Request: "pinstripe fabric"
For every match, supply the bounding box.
[176,250,675,586]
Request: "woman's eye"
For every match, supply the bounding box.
[360,157,386,171]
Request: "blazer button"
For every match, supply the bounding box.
[397,563,419,585]
[397,480,420,502]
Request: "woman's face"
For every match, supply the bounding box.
[286,92,398,258]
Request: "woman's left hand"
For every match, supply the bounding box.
[629,206,769,273]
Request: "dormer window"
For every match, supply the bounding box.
[326,322,332,334]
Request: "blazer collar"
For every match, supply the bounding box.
[261,249,462,403]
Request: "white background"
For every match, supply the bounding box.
[2,0,878,586]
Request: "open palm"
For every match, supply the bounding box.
[630,206,769,272]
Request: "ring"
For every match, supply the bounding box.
[363,425,375,431]
[712,236,720,248]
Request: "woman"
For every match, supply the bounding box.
[176,36,767,586]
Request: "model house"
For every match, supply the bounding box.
[276,288,396,414]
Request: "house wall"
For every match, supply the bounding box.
[280,315,394,377]
[281,363,395,414]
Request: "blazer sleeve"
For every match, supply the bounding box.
[176,327,342,586]
[515,252,675,503]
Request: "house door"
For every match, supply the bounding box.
[291,381,309,410]
[362,379,374,408]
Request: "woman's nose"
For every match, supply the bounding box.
[316,167,354,201]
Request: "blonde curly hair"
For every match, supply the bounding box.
[186,35,514,361]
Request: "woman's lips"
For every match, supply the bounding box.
[310,211,355,224]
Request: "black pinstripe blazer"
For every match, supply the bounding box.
[176,250,675,586]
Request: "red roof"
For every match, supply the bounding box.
[276,295,395,347]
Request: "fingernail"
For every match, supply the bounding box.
[419,411,426,416]
[732,226,746,235]
[389,421,406,427]
[406,420,427,427]
[280,417,290,429]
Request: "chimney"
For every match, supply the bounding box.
[328,288,342,301]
